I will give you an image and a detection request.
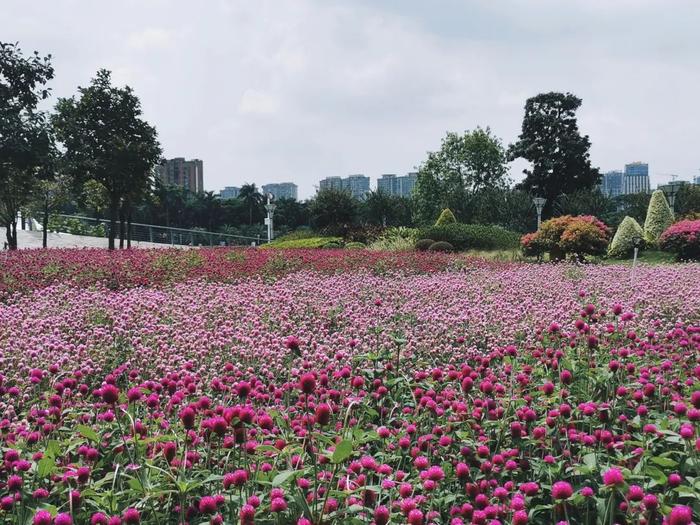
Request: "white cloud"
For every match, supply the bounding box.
[126,27,173,50]
[238,90,281,116]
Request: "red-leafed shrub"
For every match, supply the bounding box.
[521,215,610,260]
[659,219,700,260]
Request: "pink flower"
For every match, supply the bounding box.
[602,467,625,487]
[667,506,693,525]
[551,481,573,500]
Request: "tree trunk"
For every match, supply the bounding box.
[127,210,132,249]
[42,200,49,249]
[8,219,18,250]
[119,206,125,249]
[108,198,118,250]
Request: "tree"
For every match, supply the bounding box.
[274,197,309,232]
[413,127,509,224]
[52,69,161,250]
[238,183,264,226]
[509,92,600,217]
[0,42,54,249]
[360,190,413,228]
[308,188,358,235]
[28,146,71,248]
[675,184,700,218]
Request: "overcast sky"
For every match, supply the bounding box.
[4,0,700,198]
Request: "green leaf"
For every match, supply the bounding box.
[272,470,296,487]
[331,439,353,464]
[77,424,100,443]
[37,457,56,478]
[582,453,597,468]
[650,456,677,468]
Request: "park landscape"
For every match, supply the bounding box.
[2,4,700,524]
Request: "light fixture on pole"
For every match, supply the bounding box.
[264,193,276,243]
[532,197,546,230]
[665,183,680,215]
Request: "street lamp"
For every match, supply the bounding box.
[665,184,680,215]
[532,197,547,230]
[264,193,276,243]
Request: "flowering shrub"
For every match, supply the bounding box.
[521,215,611,260]
[660,219,700,260]
[0,251,698,524]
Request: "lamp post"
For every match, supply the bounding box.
[264,193,276,243]
[665,184,679,216]
[533,197,547,230]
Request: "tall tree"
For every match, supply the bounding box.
[52,69,161,250]
[308,188,358,235]
[509,92,600,217]
[413,127,509,224]
[0,42,54,249]
[238,183,264,225]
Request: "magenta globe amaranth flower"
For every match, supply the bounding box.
[667,505,693,525]
[54,514,73,525]
[32,510,52,525]
[551,481,573,500]
[602,467,625,487]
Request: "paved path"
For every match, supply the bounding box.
[14,230,179,249]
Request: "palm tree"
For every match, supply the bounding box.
[238,183,263,225]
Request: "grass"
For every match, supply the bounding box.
[261,236,342,249]
[599,250,677,266]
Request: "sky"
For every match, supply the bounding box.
[4,0,700,199]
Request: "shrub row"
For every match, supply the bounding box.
[419,223,520,251]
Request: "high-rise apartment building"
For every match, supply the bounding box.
[600,170,624,197]
[218,186,240,199]
[262,182,298,200]
[155,158,204,193]
[623,162,650,195]
[318,175,370,199]
[377,172,418,197]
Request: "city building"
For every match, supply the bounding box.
[377,172,418,198]
[218,186,240,200]
[694,175,700,185]
[623,162,650,195]
[600,170,624,197]
[318,174,370,199]
[319,176,344,192]
[262,182,298,200]
[155,158,204,193]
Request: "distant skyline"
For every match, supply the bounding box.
[3,0,699,199]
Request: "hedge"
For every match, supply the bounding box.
[419,223,519,251]
[262,237,343,249]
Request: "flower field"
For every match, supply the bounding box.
[0,249,699,524]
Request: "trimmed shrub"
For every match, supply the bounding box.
[415,239,435,251]
[644,190,674,245]
[345,241,366,249]
[608,216,645,258]
[262,237,342,249]
[521,215,611,260]
[659,219,700,260]
[435,208,457,226]
[428,241,454,252]
[420,223,520,251]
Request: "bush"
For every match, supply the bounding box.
[428,241,454,252]
[345,241,366,249]
[644,190,674,245]
[659,219,700,260]
[420,223,520,251]
[368,227,419,251]
[415,239,436,251]
[262,237,342,249]
[322,241,344,249]
[435,208,457,226]
[272,228,316,242]
[522,215,611,260]
[608,216,645,258]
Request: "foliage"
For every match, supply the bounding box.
[47,215,106,237]
[414,238,435,251]
[238,183,265,226]
[613,192,651,226]
[555,188,619,226]
[675,183,700,218]
[52,69,161,249]
[308,188,358,236]
[462,188,537,234]
[420,223,520,251]
[368,227,419,251]
[509,92,601,217]
[360,190,413,227]
[523,215,611,260]
[262,237,343,249]
[344,241,366,249]
[608,216,645,259]
[0,41,55,249]
[644,190,674,245]
[659,219,700,260]
[270,228,316,243]
[413,127,509,223]
[428,240,454,252]
[341,224,385,244]
[435,208,457,226]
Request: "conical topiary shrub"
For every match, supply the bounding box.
[608,216,645,258]
[643,190,674,245]
[435,208,457,226]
